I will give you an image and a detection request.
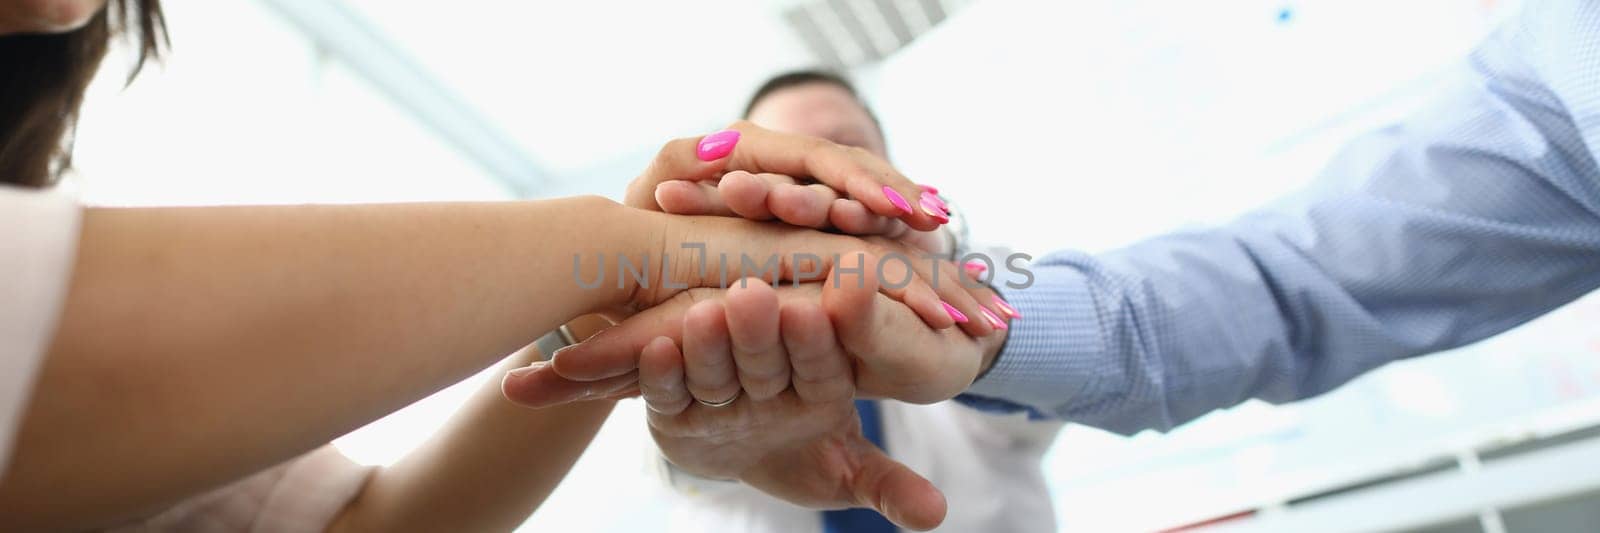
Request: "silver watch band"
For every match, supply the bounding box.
[532,324,579,361]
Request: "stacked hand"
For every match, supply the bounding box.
[502,122,1017,531]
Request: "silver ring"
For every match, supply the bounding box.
[695,389,741,408]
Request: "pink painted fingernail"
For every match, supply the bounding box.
[919,184,940,194]
[696,130,740,161]
[919,194,950,223]
[993,296,1022,319]
[941,301,969,323]
[926,193,948,211]
[964,260,988,276]
[883,186,914,215]
[980,307,1009,330]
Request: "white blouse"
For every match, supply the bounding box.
[0,185,373,532]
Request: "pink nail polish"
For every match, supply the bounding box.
[964,261,988,276]
[980,307,1009,330]
[883,186,914,215]
[941,301,969,323]
[926,193,948,211]
[993,296,1022,319]
[919,184,940,195]
[696,130,740,161]
[919,194,950,223]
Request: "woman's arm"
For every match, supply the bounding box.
[327,316,620,533]
[2,197,643,529]
[0,123,943,529]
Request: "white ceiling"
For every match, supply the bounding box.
[339,0,819,179]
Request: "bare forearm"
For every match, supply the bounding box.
[2,196,640,528]
[329,343,615,533]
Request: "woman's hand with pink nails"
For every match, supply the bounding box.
[624,212,965,333]
[673,170,952,254]
[628,121,947,231]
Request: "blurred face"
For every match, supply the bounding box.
[746,82,888,160]
[0,0,104,35]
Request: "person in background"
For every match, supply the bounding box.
[651,71,1062,533]
[0,1,986,530]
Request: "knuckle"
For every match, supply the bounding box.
[736,358,789,383]
[799,136,837,163]
[689,383,731,401]
[655,137,695,165]
[792,365,844,388]
[742,378,786,399]
[646,396,687,415]
[714,383,744,400]
[680,288,715,305]
[687,354,728,372]
[641,388,672,404]
[790,346,846,375]
[786,343,827,368]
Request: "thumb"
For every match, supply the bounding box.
[550,295,693,380]
[849,442,948,531]
[625,130,739,210]
[501,362,637,408]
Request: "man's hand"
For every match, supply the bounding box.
[545,280,958,530]
[507,271,1010,410]
[630,278,1007,533]
[636,330,947,531]
[502,275,1011,531]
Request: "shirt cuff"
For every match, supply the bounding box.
[952,393,1052,420]
[962,263,1104,418]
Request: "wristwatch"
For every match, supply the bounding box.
[531,324,579,361]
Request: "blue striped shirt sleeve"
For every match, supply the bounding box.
[959,0,1600,435]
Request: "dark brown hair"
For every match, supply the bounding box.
[0,0,167,188]
[742,69,883,142]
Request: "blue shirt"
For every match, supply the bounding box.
[961,0,1600,436]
